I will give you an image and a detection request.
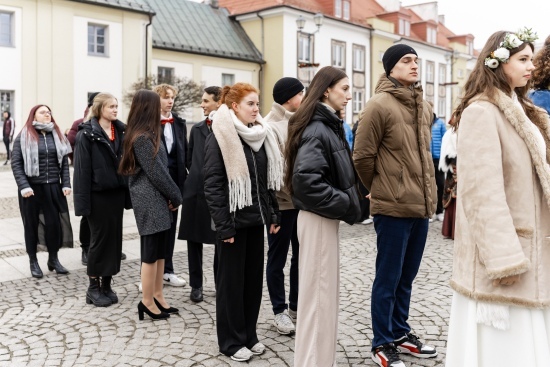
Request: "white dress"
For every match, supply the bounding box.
[445,291,550,367]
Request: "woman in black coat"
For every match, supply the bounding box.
[73,93,129,308]
[11,104,73,278]
[204,83,282,362]
[120,89,183,321]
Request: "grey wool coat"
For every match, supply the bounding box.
[129,135,183,236]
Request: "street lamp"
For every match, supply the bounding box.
[295,13,324,34]
[296,15,306,31]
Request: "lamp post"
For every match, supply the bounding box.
[296,13,324,88]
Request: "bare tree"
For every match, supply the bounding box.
[123,75,204,115]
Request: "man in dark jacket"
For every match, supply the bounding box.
[152,84,188,289]
[353,44,438,367]
[178,86,221,302]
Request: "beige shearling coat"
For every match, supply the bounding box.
[451,90,550,308]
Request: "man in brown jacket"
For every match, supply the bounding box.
[353,44,437,367]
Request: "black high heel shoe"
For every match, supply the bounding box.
[137,301,170,321]
[154,298,179,314]
[47,256,69,274]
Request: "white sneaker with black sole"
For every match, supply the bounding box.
[372,343,406,367]
[163,273,186,287]
[273,311,295,335]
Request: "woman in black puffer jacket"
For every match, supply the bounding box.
[11,104,73,279]
[204,83,282,362]
[285,66,361,366]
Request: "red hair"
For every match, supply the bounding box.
[23,105,64,142]
[220,83,258,109]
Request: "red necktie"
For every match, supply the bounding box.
[161,118,174,125]
[206,118,212,126]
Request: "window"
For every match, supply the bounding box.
[398,19,410,36]
[416,58,422,82]
[438,96,446,120]
[466,41,473,55]
[427,27,437,44]
[0,90,13,116]
[343,1,350,20]
[426,61,434,83]
[331,40,346,69]
[353,45,365,72]
[222,73,235,87]
[158,67,174,84]
[298,32,313,63]
[88,24,108,56]
[353,89,364,113]
[0,12,13,46]
[334,0,342,18]
[438,63,446,84]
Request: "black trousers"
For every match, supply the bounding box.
[80,216,90,251]
[216,225,264,356]
[188,240,218,289]
[433,158,445,214]
[19,183,63,257]
[3,137,10,160]
[164,209,178,274]
[266,209,299,315]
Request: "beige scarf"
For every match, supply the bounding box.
[212,104,283,212]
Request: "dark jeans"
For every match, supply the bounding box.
[433,158,444,215]
[216,225,264,356]
[164,209,178,274]
[188,240,219,289]
[3,138,10,160]
[371,214,429,349]
[80,216,90,252]
[266,209,299,315]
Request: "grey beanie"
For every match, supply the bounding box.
[382,44,418,76]
[272,77,304,105]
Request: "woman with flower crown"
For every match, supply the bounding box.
[445,28,550,366]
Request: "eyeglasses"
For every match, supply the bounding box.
[37,110,52,115]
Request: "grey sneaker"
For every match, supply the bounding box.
[273,311,295,335]
[231,347,253,361]
[250,342,266,355]
[288,308,297,323]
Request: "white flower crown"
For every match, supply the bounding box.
[484,27,538,69]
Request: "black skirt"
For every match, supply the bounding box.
[141,229,169,264]
[87,188,125,276]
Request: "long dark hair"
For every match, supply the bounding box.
[284,66,348,194]
[22,105,64,142]
[453,31,542,129]
[119,89,161,175]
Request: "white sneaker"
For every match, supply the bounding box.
[138,283,142,292]
[436,213,444,222]
[163,273,186,287]
[231,347,253,361]
[361,218,373,225]
[250,342,265,355]
[288,308,297,323]
[273,311,295,335]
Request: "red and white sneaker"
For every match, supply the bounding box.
[371,343,406,367]
[394,333,437,358]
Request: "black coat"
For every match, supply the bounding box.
[292,103,361,224]
[204,132,280,241]
[161,112,188,193]
[178,120,217,244]
[12,130,71,192]
[73,118,129,217]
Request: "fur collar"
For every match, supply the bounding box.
[493,90,550,209]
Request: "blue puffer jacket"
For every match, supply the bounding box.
[529,89,550,115]
[430,116,446,159]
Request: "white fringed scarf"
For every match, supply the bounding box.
[211,104,283,212]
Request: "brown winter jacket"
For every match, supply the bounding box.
[451,91,550,308]
[353,74,436,218]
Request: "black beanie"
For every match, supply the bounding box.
[272,77,304,105]
[87,92,100,107]
[382,44,418,76]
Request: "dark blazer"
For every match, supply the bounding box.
[12,130,71,192]
[73,118,128,217]
[178,120,216,244]
[129,135,183,236]
[292,103,361,225]
[204,133,280,241]
[161,112,188,193]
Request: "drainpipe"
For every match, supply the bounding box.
[256,12,265,110]
[145,14,153,88]
[369,28,373,97]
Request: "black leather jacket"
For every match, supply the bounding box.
[204,133,280,241]
[11,130,71,192]
[292,103,361,224]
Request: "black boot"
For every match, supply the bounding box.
[81,247,88,266]
[47,254,69,274]
[101,276,118,304]
[86,277,112,307]
[29,256,43,278]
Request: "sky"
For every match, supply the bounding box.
[401,0,549,50]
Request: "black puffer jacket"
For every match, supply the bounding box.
[204,134,280,241]
[73,118,128,216]
[292,103,361,224]
[11,130,71,192]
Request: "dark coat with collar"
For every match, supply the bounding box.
[73,118,128,217]
[178,119,217,244]
[161,112,188,194]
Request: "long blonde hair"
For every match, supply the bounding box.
[86,93,117,121]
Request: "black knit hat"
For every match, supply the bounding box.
[272,77,304,105]
[87,92,100,107]
[382,44,418,76]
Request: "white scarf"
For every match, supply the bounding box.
[212,104,283,212]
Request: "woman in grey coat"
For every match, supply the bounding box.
[119,90,183,321]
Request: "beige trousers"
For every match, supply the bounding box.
[294,210,340,367]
